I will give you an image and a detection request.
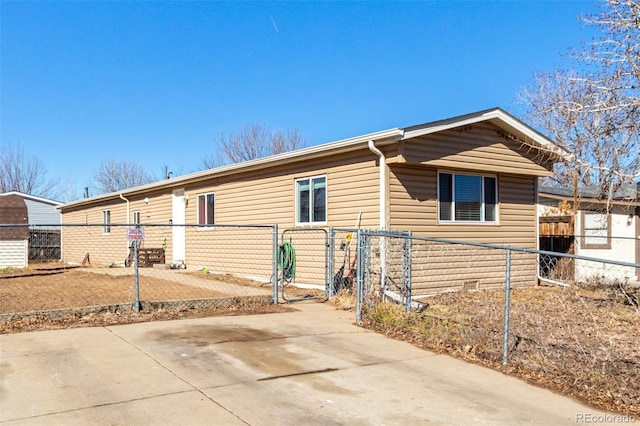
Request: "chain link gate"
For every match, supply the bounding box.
[278,228,329,302]
[355,229,414,321]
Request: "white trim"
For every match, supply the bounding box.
[0,191,63,206]
[437,170,499,225]
[102,210,111,234]
[196,192,216,226]
[295,175,328,226]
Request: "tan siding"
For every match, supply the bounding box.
[184,150,380,231]
[388,166,538,294]
[389,165,537,247]
[60,126,547,290]
[402,123,553,177]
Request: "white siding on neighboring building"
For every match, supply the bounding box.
[0,240,28,268]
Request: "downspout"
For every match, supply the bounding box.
[368,140,386,230]
[368,140,388,293]
[119,193,130,225]
[120,194,131,262]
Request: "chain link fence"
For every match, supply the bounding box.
[541,234,638,284]
[0,224,280,321]
[354,229,640,415]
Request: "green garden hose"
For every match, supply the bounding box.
[278,242,296,282]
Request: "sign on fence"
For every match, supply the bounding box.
[127,227,145,242]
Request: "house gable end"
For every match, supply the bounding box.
[398,122,554,177]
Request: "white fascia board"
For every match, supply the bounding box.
[0,191,63,205]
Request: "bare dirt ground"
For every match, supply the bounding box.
[0,265,319,333]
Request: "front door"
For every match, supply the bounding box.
[172,189,186,264]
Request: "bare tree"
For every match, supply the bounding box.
[0,143,57,197]
[93,159,153,194]
[202,124,307,169]
[520,0,640,202]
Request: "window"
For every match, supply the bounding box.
[296,176,326,224]
[197,192,215,226]
[438,172,497,223]
[581,211,611,249]
[102,210,111,234]
[133,211,141,225]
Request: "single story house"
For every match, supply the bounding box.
[58,108,566,294]
[538,184,640,283]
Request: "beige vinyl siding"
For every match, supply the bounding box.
[184,150,381,229]
[59,149,382,284]
[400,123,554,177]
[388,165,538,295]
[184,150,381,284]
[60,193,174,266]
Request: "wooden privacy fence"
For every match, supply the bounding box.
[539,216,575,281]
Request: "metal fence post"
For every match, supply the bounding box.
[134,240,141,312]
[405,231,413,313]
[272,223,279,304]
[502,247,512,365]
[328,226,335,298]
[355,229,363,324]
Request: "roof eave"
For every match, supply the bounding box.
[402,108,571,162]
[59,128,404,210]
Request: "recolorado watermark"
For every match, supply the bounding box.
[576,413,636,423]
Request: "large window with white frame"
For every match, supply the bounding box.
[197,192,215,226]
[296,175,326,224]
[438,171,497,223]
[102,210,111,234]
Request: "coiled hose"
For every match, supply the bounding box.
[278,242,296,283]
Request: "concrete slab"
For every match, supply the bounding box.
[0,327,191,422]
[1,391,245,426]
[0,301,619,425]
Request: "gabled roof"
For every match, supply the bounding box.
[61,107,566,210]
[0,191,62,206]
[404,107,570,159]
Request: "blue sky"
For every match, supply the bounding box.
[2,1,601,201]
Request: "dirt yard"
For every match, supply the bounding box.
[0,265,320,332]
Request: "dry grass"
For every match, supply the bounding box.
[358,284,640,416]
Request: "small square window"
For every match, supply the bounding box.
[581,211,611,249]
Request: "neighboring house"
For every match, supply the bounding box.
[58,108,565,294]
[538,184,640,283]
[0,192,63,263]
[0,195,30,268]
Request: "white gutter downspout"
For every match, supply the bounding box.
[119,194,131,261]
[368,140,388,292]
[368,140,386,230]
[119,193,130,225]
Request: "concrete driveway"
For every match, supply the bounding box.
[0,302,614,425]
